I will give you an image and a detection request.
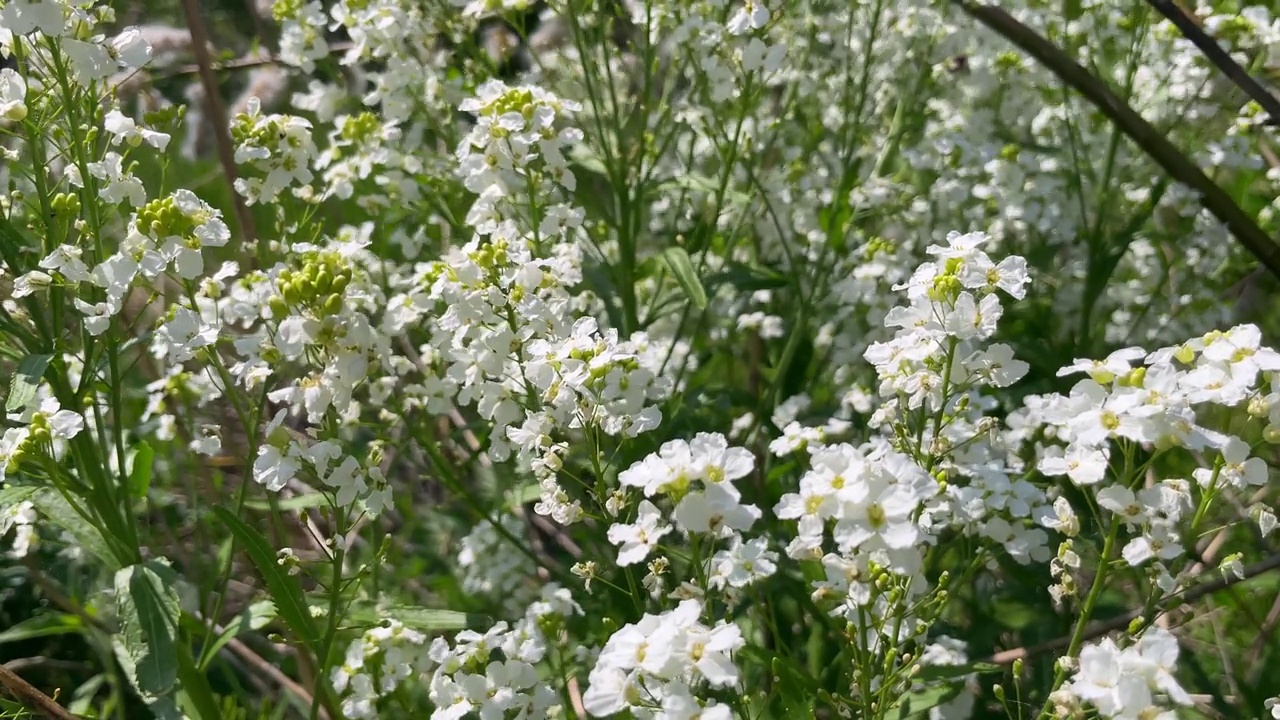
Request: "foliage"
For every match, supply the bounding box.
[2,1,1280,719]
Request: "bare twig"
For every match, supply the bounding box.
[988,551,1280,664]
[0,664,79,720]
[224,636,329,720]
[1144,0,1280,126]
[157,41,355,80]
[952,0,1280,281]
[178,0,259,247]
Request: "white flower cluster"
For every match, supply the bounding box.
[230,96,318,204]
[425,586,581,720]
[388,81,669,524]
[865,230,1030,412]
[456,514,534,612]
[0,499,37,558]
[583,599,741,719]
[331,620,431,720]
[1056,628,1191,719]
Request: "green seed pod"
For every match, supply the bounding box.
[268,296,289,319]
[330,273,350,294]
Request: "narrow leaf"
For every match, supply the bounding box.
[914,661,1001,683]
[0,612,83,644]
[310,598,484,633]
[243,493,326,512]
[204,600,277,664]
[661,247,708,309]
[213,506,320,654]
[129,442,155,499]
[175,643,223,720]
[5,353,52,412]
[889,683,965,720]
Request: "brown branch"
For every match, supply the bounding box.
[1145,0,1280,126]
[952,0,1280,281]
[988,551,1280,664]
[156,41,356,80]
[0,664,79,720]
[178,0,259,248]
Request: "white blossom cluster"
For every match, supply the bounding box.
[582,599,741,719]
[1055,628,1192,719]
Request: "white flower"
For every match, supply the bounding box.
[103,109,170,150]
[0,69,27,122]
[254,444,300,492]
[155,306,218,363]
[75,296,122,336]
[607,500,671,567]
[88,152,147,207]
[726,0,769,35]
[0,0,65,37]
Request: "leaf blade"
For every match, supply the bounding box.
[662,247,708,310]
[212,506,321,654]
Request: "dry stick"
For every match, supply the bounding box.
[223,636,330,720]
[1144,0,1280,126]
[157,41,356,80]
[178,0,259,247]
[987,551,1280,664]
[951,0,1280,281]
[0,665,79,720]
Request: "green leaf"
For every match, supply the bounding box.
[0,612,83,644]
[914,661,1002,683]
[113,561,180,698]
[709,261,790,293]
[0,485,39,508]
[992,598,1039,630]
[310,598,485,633]
[203,600,277,665]
[661,247,708,309]
[505,482,541,510]
[30,488,120,570]
[213,506,321,654]
[129,442,155,499]
[5,353,52,412]
[889,683,965,720]
[243,493,327,512]
[175,643,223,720]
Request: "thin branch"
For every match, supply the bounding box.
[1145,0,1280,126]
[988,551,1280,664]
[0,664,80,720]
[178,0,259,247]
[952,0,1280,281]
[156,41,356,80]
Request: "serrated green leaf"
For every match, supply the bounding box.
[129,442,154,499]
[213,506,321,654]
[309,598,485,633]
[113,561,180,698]
[0,612,83,644]
[661,247,708,309]
[30,487,120,570]
[5,353,52,412]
